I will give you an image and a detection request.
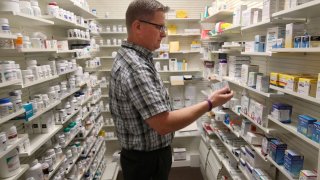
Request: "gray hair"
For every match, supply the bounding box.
[126,0,169,32]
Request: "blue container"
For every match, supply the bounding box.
[298,115,317,138]
[270,139,287,165]
[271,103,292,123]
[312,122,320,143]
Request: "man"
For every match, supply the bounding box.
[109,0,233,180]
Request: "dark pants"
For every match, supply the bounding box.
[120,146,172,180]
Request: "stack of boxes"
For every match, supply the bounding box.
[269,139,288,165]
[266,26,286,51]
[228,56,250,79]
[262,0,285,22]
[284,150,304,177]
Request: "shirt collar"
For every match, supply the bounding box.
[121,41,154,61]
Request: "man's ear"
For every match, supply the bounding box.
[132,20,142,34]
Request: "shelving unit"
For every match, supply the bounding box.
[81,96,92,106]
[57,109,80,125]
[99,32,127,35]
[48,155,66,179]
[26,100,61,122]
[0,11,54,26]
[19,125,63,157]
[240,112,271,133]
[167,18,200,22]
[0,109,25,124]
[267,156,298,180]
[53,0,98,18]
[43,16,88,29]
[0,134,28,159]
[240,52,272,56]
[271,48,320,53]
[0,33,17,39]
[21,75,59,88]
[60,88,80,100]
[0,79,22,88]
[167,33,201,37]
[169,50,201,54]
[67,37,91,41]
[200,10,233,23]
[3,164,29,180]
[272,0,320,19]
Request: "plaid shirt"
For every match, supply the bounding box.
[109,41,174,151]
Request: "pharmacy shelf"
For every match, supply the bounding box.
[96,18,125,22]
[271,48,320,53]
[65,146,84,175]
[221,159,244,179]
[154,58,170,60]
[99,32,127,35]
[85,66,101,72]
[100,45,121,48]
[272,0,320,19]
[267,156,298,180]
[167,33,201,37]
[158,70,201,73]
[0,109,25,125]
[222,121,240,138]
[201,10,233,23]
[58,68,77,76]
[48,155,66,179]
[27,100,61,122]
[103,124,114,128]
[240,134,267,161]
[0,79,22,88]
[82,109,93,120]
[99,69,112,72]
[223,76,283,98]
[76,55,91,60]
[43,16,88,30]
[75,125,94,140]
[91,96,102,104]
[60,88,80,100]
[240,19,304,32]
[105,137,118,142]
[81,96,92,106]
[53,0,97,18]
[100,56,114,59]
[211,49,239,54]
[90,149,107,180]
[101,162,119,180]
[0,134,28,159]
[22,75,59,88]
[166,18,200,22]
[239,165,250,180]
[20,48,57,53]
[240,112,271,134]
[268,115,319,149]
[270,85,320,105]
[175,130,201,138]
[172,153,194,167]
[101,94,109,98]
[0,11,54,27]
[20,125,63,157]
[222,44,243,48]
[241,52,272,56]
[62,129,80,148]
[56,109,80,125]
[57,49,77,54]
[223,25,242,33]
[0,33,17,39]
[67,37,90,41]
[4,164,29,180]
[169,50,201,54]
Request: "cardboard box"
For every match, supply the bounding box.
[298,77,317,97]
[270,72,280,86]
[253,9,262,24]
[169,41,180,52]
[245,41,255,52]
[241,64,259,85]
[232,5,247,27]
[266,27,285,51]
[283,74,301,92]
[255,102,267,126]
[241,95,250,115]
[173,148,187,161]
[299,170,317,180]
[297,115,317,138]
[242,8,261,27]
[262,0,285,22]
[285,23,305,48]
[256,75,270,93]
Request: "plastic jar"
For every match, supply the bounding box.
[0,0,20,12]
[59,109,66,122]
[54,144,63,159]
[47,2,59,17]
[0,149,20,178]
[0,18,10,34]
[0,98,13,117]
[31,0,41,17]
[44,156,53,172]
[5,125,18,144]
[25,159,43,180]
[19,1,34,16]
[219,59,228,76]
[0,132,7,152]
[46,149,57,164]
[65,102,72,115]
[22,70,34,84]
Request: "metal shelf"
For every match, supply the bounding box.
[270,85,320,105]
[0,11,54,27]
[268,115,319,149]
[200,10,233,23]
[272,0,320,19]
[0,109,25,125]
[19,125,63,157]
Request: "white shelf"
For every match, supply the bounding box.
[166,18,200,22]
[20,48,57,53]
[0,134,28,159]
[19,125,63,157]
[101,94,109,98]
[58,68,77,76]
[213,127,239,162]
[267,156,298,180]
[60,88,80,100]
[100,56,114,59]
[48,155,66,179]
[268,115,319,149]
[0,109,25,125]
[3,164,29,180]
[27,100,61,122]
[201,10,233,23]
[0,11,54,27]
[65,146,84,175]
[169,50,201,54]
[53,0,97,18]
[167,33,201,37]
[158,70,201,73]
[223,25,242,33]
[101,162,119,180]
[62,129,80,148]
[105,137,118,141]
[241,52,272,56]
[90,149,106,180]
[270,85,320,105]
[76,55,91,60]
[85,66,101,72]
[0,33,17,39]
[96,18,125,22]
[223,76,283,98]
[222,44,243,48]
[75,125,94,140]
[81,96,92,106]
[67,37,90,41]
[240,134,268,161]
[240,112,271,134]
[222,121,240,138]
[56,109,80,125]
[22,75,59,88]
[100,45,121,48]
[82,109,93,120]
[57,49,77,54]
[0,79,22,88]
[91,96,102,104]
[99,69,112,72]
[99,32,127,35]
[43,16,87,29]
[271,47,320,53]
[154,58,169,60]
[175,130,201,138]
[272,0,320,19]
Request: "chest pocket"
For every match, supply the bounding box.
[155,73,172,111]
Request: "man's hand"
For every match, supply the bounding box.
[208,86,234,107]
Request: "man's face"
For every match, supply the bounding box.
[139,11,166,51]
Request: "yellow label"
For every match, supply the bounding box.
[176,10,188,18]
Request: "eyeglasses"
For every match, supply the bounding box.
[139,20,167,32]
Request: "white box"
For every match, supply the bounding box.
[241,64,259,85]
[242,8,262,26]
[253,9,262,24]
[173,148,187,161]
[246,132,263,146]
[262,0,285,22]
[255,102,267,126]
[233,5,247,27]
[290,0,312,7]
[248,99,256,119]
[245,41,255,52]
[241,95,250,115]
[256,75,270,93]
[266,26,285,51]
[169,58,177,71]
[285,23,305,48]
[316,73,320,99]
[248,72,261,87]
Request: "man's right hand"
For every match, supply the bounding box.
[208,86,234,107]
